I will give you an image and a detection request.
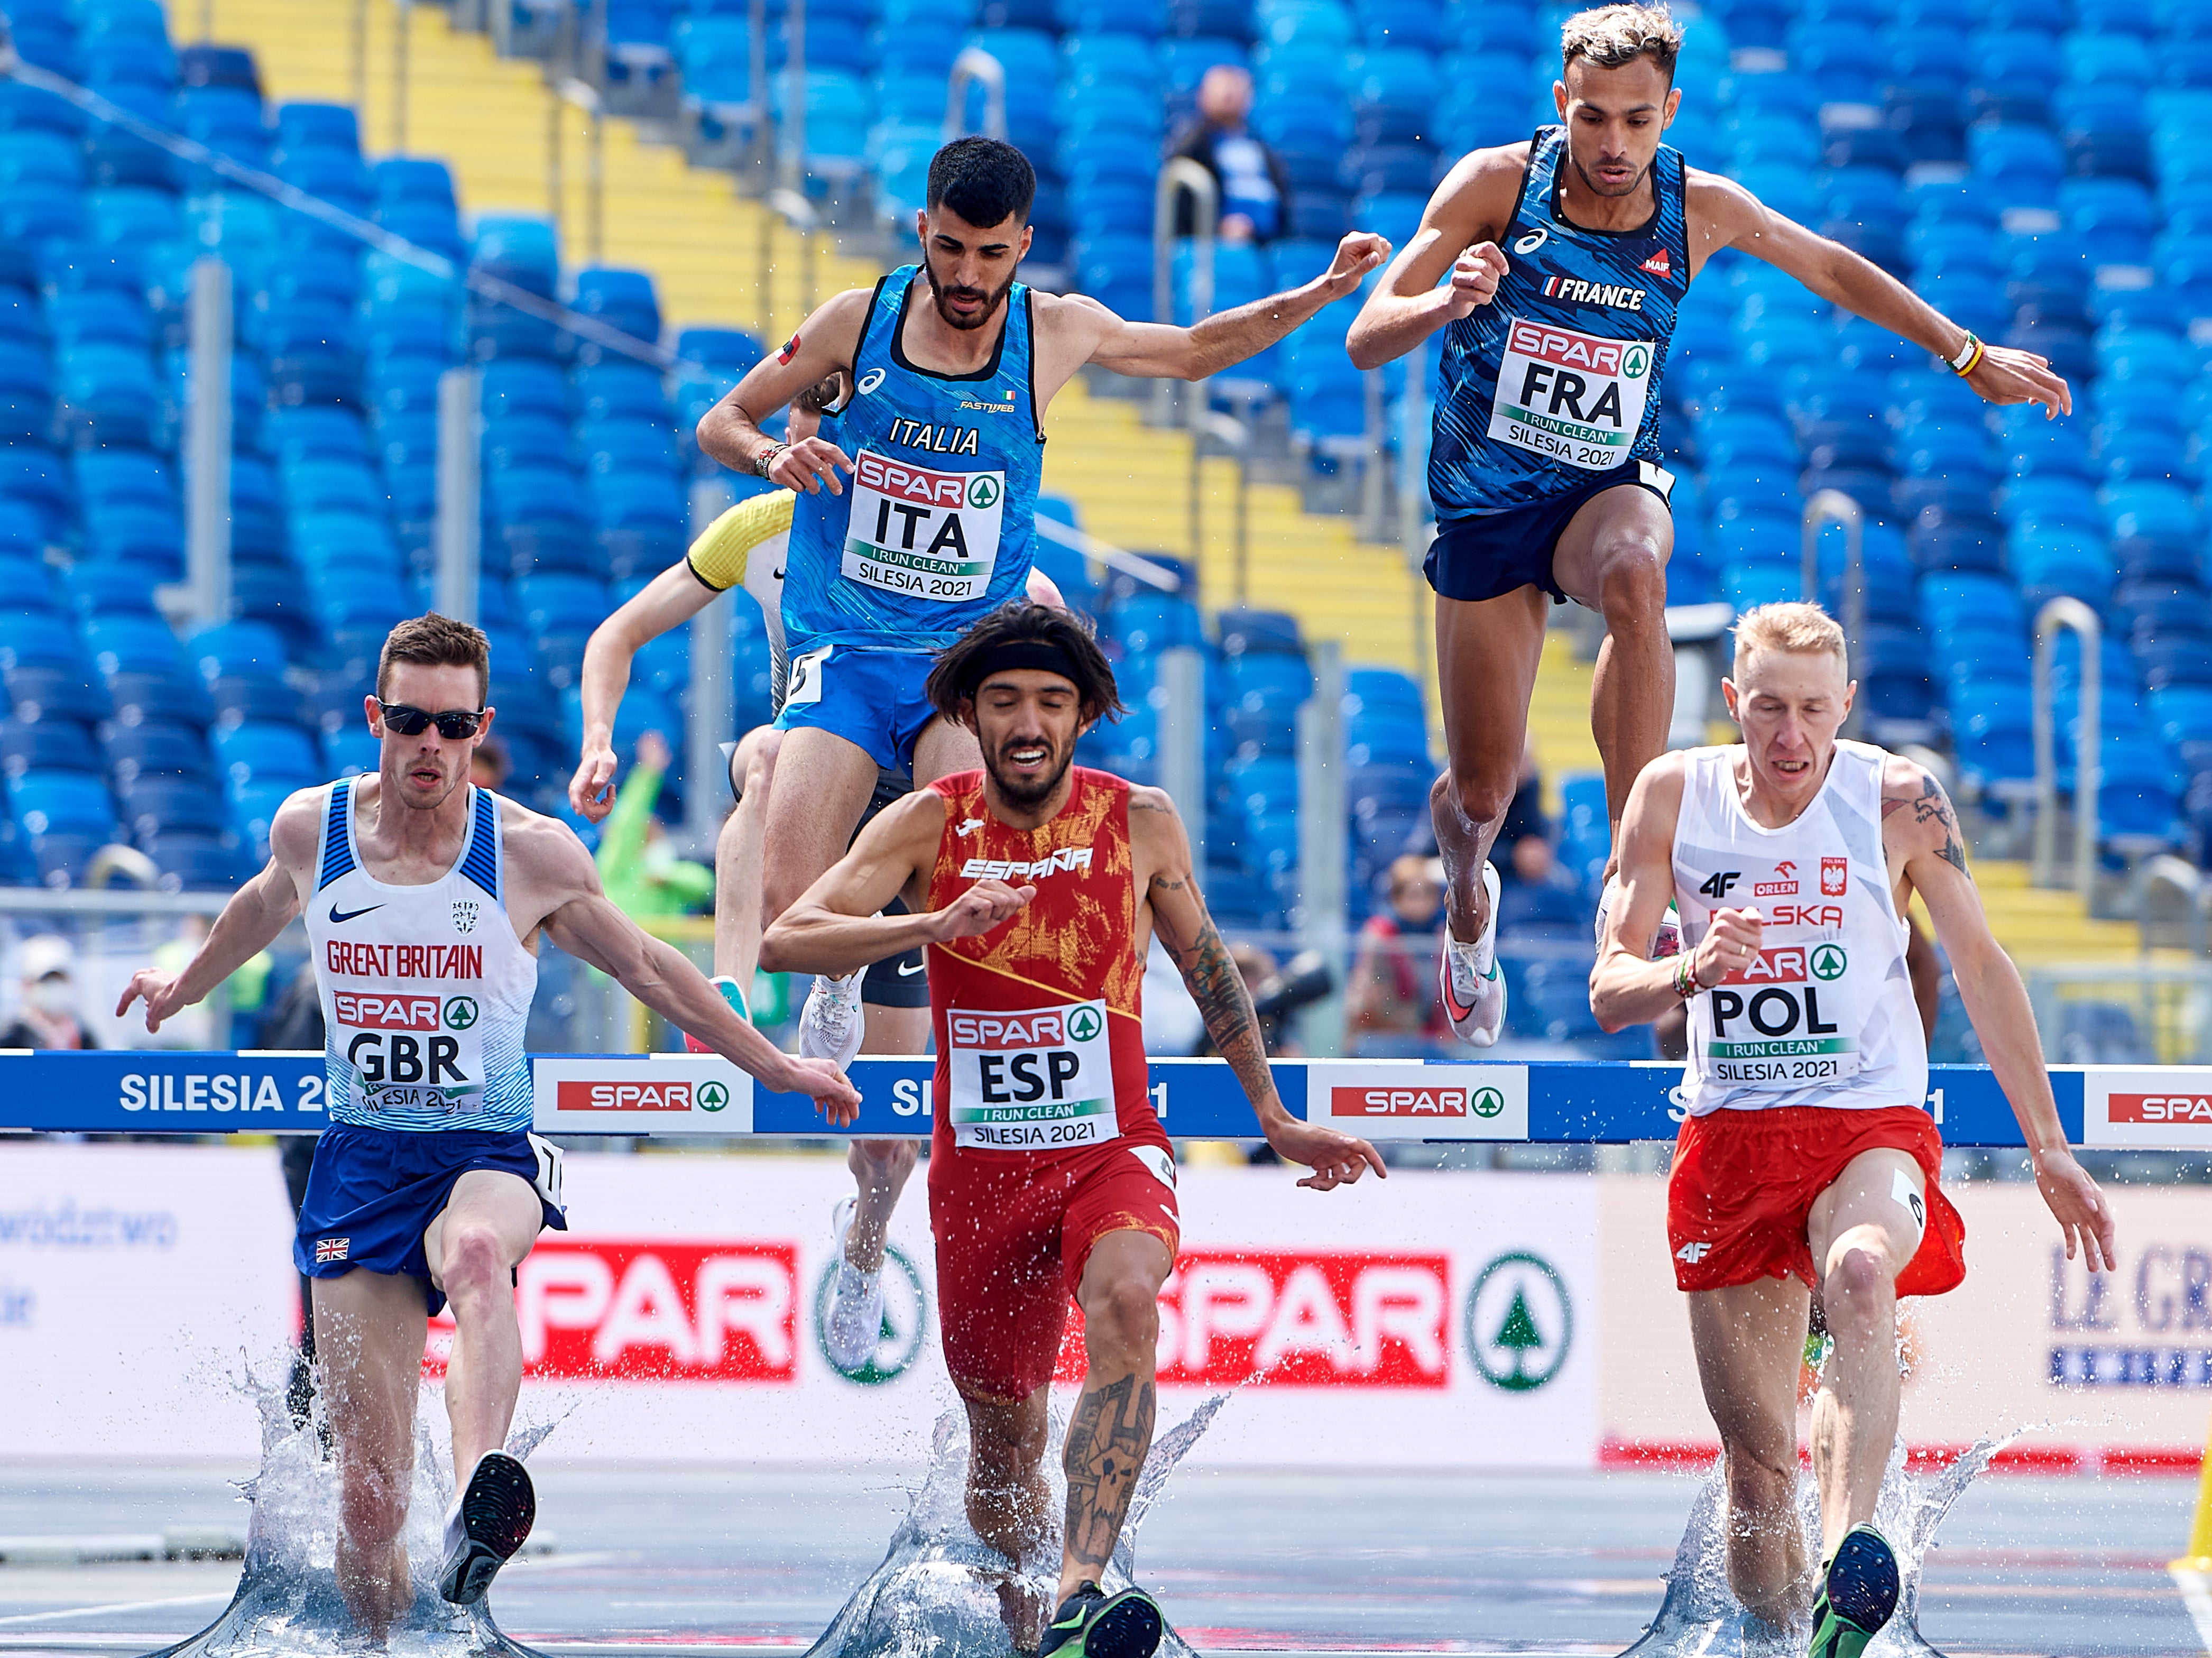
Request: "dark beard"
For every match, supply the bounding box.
[924,257,1017,331]
[984,744,1072,809]
[1572,155,1647,198]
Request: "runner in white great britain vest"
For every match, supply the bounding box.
[118,615,856,1645]
[1589,602,2112,1658]
[308,777,536,1131]
[1669,739,1925,1116]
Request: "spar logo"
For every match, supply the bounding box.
[555,1079,707,1113]
[1055,1249,1451,1388]
[426,1240,798,1381]
[1465,1250,1572,1393]
[2108,1095,2212,1124]
[814,1242,927,1385]
[1721,945,1808,986]
[1332,1085,1503,1119]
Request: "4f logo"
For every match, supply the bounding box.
[1698,871,1740,899]
[1676,1241,1711,1264]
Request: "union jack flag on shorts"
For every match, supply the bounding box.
[316,1236,349,1263]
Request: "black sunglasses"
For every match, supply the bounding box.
[375,701,486,740]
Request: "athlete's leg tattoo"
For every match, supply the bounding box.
[1061,1371,1156,1583]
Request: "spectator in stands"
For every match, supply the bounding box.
[595,731,713,922]
[1,935,97,1050]
[471,736,511,792]
[1169,66,1293,245]
[1345,854,1449,1046]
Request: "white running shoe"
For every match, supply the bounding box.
[823,1194,885,1373]
[1594,875,1682,960]
[1439,861,1506,1047]
[798,968,865,1066]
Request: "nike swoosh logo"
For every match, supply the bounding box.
[328,903,384,924]
[771,565,785,580]
[897,960,925,976]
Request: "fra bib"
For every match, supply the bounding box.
[1487,316,1655,472]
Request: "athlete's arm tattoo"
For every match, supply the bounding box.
[1062,1371,1156,1580]
[1166,911,1275,1100]
[1883,771,1969,872]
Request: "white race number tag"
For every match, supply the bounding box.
[947,1000,1117,1149]
[1487,316,1655,471]
[784,643,831,707]
[842,449,1004,604]
[526,1131,566,1211]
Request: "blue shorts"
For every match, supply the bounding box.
[1425,459,1674,605]
[294,1125,565,1318]
[773,643,937,775]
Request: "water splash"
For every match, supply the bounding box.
[143,1356,552,1658]
[1618,1433,2017,1658]
[805,1393,1228,1658]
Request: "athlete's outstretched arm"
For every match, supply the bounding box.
[117,790,318,1030]
[1886,761,2114,1269]
[571,561,718,822]
[530,825,860,1120]
[696,288,871,492]
[1067,233,1391,384]
[1132,791,1384,1189]
[1693,172,2072,418]
[1345,148,1523,370]
[760,791,992,975]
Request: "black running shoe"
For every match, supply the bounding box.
[1037,1582,1164,1658]
[1808,1524,1900,1658]
[437,1450,536,1605]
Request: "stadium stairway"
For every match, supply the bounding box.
[174,0,878,333]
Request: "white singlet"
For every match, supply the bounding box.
[1670,740,1928,1117]
[305,779,538,1132]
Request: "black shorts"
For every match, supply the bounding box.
[1425,459,1673,605]
[722,745,926,1008]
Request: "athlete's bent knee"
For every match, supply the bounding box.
[338,1456,410,1547]
[1823,1245,1894,1329]
[1082,1273,1162,1374]
[1595,540,1668,629]
[439,1223,510,1306]
[1434,768,1514,837]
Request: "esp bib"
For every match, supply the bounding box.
[842,449,1004,604]
[947,999,1117,1150]
[1487,316,1655,471]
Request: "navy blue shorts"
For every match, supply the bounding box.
[1425,459,1674,605]
[294,1125,566,1318]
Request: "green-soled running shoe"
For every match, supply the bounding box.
[1037,1583,1163,1658]
[1809,1524,1900,1658]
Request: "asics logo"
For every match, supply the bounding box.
[1513,228,1549,255]
[328,903,384,924]
[856,369,886,394]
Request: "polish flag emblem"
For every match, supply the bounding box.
[1640,247,1672,279]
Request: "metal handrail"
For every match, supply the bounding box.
[1032,514,1183,592]
[2133,854,2209,957]
[2033,595,2102,897]
[1800,490,1865,739]
[1190,410,1249,601]
[1151,158,1218,427]
[943,47,1006,142]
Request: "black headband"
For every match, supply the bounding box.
[957,638,1083,699]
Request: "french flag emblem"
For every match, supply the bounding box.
[316,1236,350,1263]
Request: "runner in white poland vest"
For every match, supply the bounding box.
[306,778,537,1132]
[1670,739,1927,1115]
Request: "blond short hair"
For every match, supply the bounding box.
[1561,4,1684,79]
[1731,602,1848,680]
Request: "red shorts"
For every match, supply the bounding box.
[929,1134,1182,1402]
[1666,1104,1967,1296]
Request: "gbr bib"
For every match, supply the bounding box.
[305,779,537,1134]
[1671,741,1928,1117]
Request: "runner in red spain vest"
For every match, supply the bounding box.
[764,601,1384,1658]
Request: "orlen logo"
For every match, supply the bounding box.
[556,1079,702,1113]
[1768,902,1845,928]
[1054,1249,1451,1389]
[1721,946,1807,986]
[333,992,442,1031]
[1754,859,1799,898]
[2109,1095,2212,1124]
[426,1240,797,1381]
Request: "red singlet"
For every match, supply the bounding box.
[923,766,1180,1402]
